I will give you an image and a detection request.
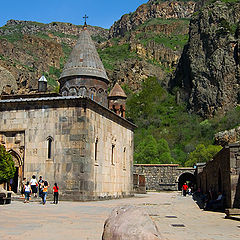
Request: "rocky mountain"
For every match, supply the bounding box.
[0,1,194,95]
[170,0,240,118]
[100,17,190,90]
[0,20,108,94]
[109,0,196,38]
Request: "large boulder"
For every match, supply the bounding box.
[102,206,164,240]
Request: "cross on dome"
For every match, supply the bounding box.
[83,14,88,26]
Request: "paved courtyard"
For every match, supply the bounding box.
[0,192,240,240]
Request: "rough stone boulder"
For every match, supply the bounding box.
[102,206,164,240]
[215,126,240,146]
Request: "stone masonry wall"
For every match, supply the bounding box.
[0,97,134,200]
[197,143,240,208]
[134,164,195,191]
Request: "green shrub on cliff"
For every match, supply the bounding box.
[98,43,137,70]
[126,76,237,166]
[185,144,222,167]
[0,145,15,184]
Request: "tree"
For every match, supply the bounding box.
[134,135,175,164]
[0,145,15,184]
[185,144,222,167]
[134,135,158,164]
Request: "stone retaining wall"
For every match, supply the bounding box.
[134,164,195,191]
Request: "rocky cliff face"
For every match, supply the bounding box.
[171,0,240,118]
[0,1,194,95]
[109,0,195,38]
[215,126,240,146]
[101,17,190,90]
[0,20,108,94]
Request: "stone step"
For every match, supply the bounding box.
[225,208,240,219]
[12,194,53,202]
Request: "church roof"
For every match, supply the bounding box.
[59,28,109,83]
[108,83,127,98]
[38,75,47,82]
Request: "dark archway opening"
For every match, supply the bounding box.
[178,172,196,191]
[12,167,19,193]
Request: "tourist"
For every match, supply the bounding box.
[21,177,26,197]
[38,176,44,198]
[30,175,38,197]
[205,192,223,210]
[24,181,31,203]
[182,183,188,196]
[53,183,59,204]
[188,187,192,195]
[42,181,48,205]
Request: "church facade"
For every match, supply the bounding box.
[0,26,135,200]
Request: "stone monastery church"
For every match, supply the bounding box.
[0,25,136,200]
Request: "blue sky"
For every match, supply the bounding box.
[0,0,148,29]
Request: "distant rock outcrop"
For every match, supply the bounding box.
[215,126,240,146]
[109,0,195,38]
[170,0,240,118]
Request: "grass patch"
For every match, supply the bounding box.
[92,35,108,43]
[0,33,23,43]
[98,43,137,70]
[137,32,189,50]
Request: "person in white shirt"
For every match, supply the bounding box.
[24,181,31,203]
[30,175,38,197]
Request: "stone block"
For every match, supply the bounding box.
[70,134,87,142]
[59,116,68,122]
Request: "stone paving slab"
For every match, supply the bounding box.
[0,192,240,240]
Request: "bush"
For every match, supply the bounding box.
[0,145,15,184]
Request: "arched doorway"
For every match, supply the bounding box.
[178,172,196,191]
[8,150,23,193]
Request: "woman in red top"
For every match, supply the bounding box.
[182,183,188,197]
[53,183,59,204]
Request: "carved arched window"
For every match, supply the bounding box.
[69,87,77,96]
[46,136,54,159]
[95,138,98,162]
[79,87,87,97]
[62,87,69,96]
[97,88,104,104]
[89,87,96,100]
[123,147,126,170]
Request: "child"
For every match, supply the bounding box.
[24,181,31,203]
[42,181,48,205]
[53,183,59,204]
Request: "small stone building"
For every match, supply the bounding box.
[196,143,240,208]
[0,26,135,200]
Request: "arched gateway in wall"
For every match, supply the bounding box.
[8,150,23,193]
[177,172,196,190]
[134,164,196,191]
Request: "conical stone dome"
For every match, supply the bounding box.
[59,27,109,107]
[108,83,127,99]
[59,28,109,82]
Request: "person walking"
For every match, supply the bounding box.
[30,175,38,197]
[53,183,59,204]
[182,183,188,197]
[21,177,26,197]
[38,176,44,198]
[24,181,31,203]
[42,181,48,205]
